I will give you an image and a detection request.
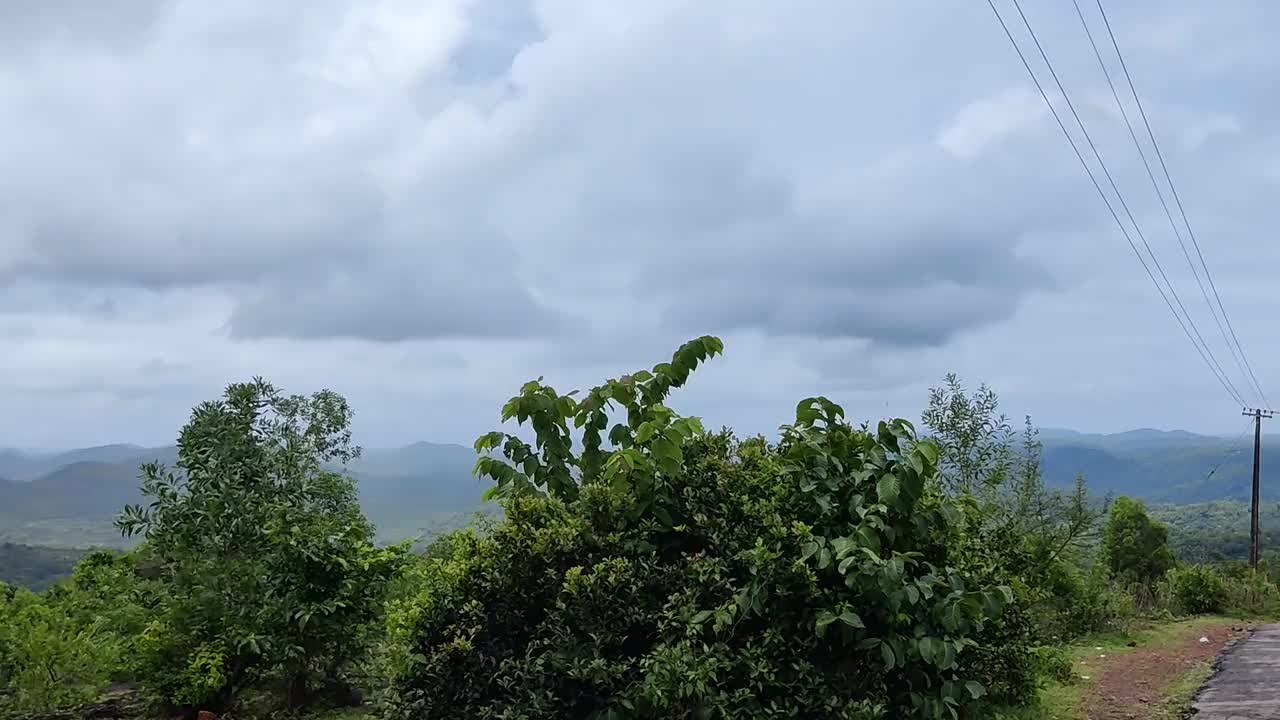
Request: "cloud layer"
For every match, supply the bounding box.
[3,0,1280,447]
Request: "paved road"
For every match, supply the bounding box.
[1193,624,1280,719]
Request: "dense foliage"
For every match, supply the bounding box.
[384,338,1023,719]
[0,548,160,714]
[115,379,407,714]
[1101,497,1175,586]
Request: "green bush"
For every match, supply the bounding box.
[386,338,1028,719]
[0,588,114,714]
[1028,645,1074,685]
[1222,569,1280,617]
[1166,564,1227,615]
[1031,561,1133,640]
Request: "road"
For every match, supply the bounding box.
[1193,624,1280,719]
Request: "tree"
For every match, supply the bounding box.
[921,373,1013,495]
[922,377,1104,568]
[1101,496,1175,585]
[117,378,406,713]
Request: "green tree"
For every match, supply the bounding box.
[117,378,406,713]
[921,373,1012,495]
[1101,496,1175,585]
[921,378,1103,572]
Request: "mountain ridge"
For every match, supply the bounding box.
[2,428,1275,549]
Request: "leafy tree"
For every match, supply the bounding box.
[117,378,406,713]
[1101,496,1175,585]
[388,338,1025,719]
[921,374,1012,495]
[921,377,1103,565]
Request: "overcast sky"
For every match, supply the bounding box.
[3,0,1279,449]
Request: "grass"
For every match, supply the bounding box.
[1020,615,1240,720]
[1157,659,1216,720]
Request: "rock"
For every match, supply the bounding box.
[1199,636,1211,644]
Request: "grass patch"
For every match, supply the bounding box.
[1155,659,1215,720]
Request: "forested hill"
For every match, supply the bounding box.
[0,427,1270,551]
[0,442,495,548]
[1039,427,1271,503]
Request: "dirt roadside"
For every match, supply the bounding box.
[1083,621,1247,720]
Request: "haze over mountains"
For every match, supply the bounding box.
[0,427,1270,549]
[0,442,494,548]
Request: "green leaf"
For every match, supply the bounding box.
[801,541,820,561]
[916,439,939,465]
[880,642,896,669]
[690,610,713,624]
[817,547,833,570]
[877,473,900,504]
[965,681,986,699]
[635,421,657,444]
[815,610,836,638]
[838,610,864,628]
[917,636,934,663]
[837,556,857,574]
[796,398,821,424]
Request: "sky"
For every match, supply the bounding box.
[3,0,1280,449]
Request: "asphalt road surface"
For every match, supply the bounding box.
[1193,624,1280,719]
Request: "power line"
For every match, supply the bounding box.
[1072,0,1263,409]
[1092,0,1271,410]
[1205,419,1254,481]
[984,0,1246,406]
[1004,0,1245,406]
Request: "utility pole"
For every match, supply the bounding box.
[1243,407,1275,568]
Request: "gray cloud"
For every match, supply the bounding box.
[2,0,1280,447]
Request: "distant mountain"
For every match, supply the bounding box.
[6,427,1274,551]
[1039,428,1270,503]
[0,444,173,482]
[0,442,493,548]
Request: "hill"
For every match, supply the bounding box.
[0,443,494,548]
[4,427,1275,550]
[1038,428,1271,503]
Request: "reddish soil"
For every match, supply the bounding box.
[1083,622,1247,720]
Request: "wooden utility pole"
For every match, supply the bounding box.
[1243,407,1275,568]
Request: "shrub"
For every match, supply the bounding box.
[386,338,1028,719]
[0,588,115,714]
[1166,565,1227,615]
[1032,560,1132,640]
[1028,645,1074,685]
[1222,569,1280,617]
